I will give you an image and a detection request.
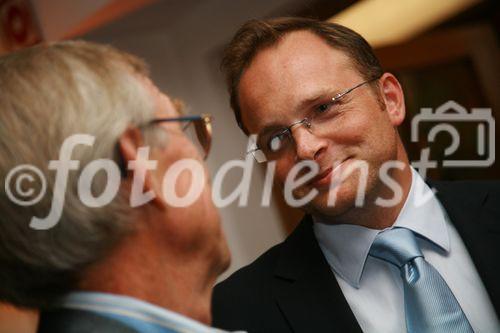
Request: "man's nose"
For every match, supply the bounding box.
[292,126,327,161]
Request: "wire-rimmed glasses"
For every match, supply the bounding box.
[247,77,379,163]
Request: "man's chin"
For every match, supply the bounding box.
[306,194,356,219]
[296,182,363,219]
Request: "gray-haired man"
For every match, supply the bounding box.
[0,41,232,333]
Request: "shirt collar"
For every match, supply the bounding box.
[59,292,236,333]
[313,167,450,289]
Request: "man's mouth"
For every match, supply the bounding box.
[308,158,351,188]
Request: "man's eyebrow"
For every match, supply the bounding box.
[172,98,186,116]
[258,123,287,137]
[295,88,341,112]
[256,87,344,136]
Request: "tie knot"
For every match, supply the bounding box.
[369,228,423,268]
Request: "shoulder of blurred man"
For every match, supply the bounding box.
[38,308,140,333]
[37,291,228,333]
[212,179,500,333]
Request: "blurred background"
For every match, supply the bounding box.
[0,0,498,297]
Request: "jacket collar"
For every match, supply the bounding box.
[272,216,363,333]
[431,180,500,316]
[271,181,500,332]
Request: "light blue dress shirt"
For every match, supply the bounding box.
[60,292,244,333]
[313,168,499,333]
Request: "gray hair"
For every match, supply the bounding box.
[0,40,158,308]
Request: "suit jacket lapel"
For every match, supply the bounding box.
[270,182,500,332]
[272,216,362,333]
[432,181,500,316]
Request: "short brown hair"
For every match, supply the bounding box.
[221,17,383,133]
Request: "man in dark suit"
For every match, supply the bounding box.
[0,41,231,333]
[212,17,499,332]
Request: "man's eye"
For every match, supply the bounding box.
[316,102,334,114]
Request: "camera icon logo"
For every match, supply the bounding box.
[411,100,495,168]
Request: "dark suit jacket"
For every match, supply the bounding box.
[212,181,500,332]
[38,308,140,333]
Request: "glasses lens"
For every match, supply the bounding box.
[184,118,211,159]
[261,131,291,161]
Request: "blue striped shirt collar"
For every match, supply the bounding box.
[59,291,243,333]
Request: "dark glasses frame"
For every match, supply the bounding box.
[146,114,213,160]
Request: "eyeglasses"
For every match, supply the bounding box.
[247,77,379,163]
[147,114,213,160]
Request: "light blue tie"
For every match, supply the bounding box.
[369,228,473,333]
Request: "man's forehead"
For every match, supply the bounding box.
[137,75,180,117]
[243,30,354,77]
[152,91,174,117]
[238,31,357,132]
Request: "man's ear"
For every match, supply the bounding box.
[119,127,166,210]
[379,72,405,126]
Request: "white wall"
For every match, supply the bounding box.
[83,0,303,279]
